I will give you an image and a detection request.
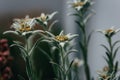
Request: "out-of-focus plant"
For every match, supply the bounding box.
[0,39,13,80]
[68,0,95,80]
[97,27,120,80]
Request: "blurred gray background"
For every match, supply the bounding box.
[0,0,120,79]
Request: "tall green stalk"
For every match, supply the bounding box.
[69,0,95,79]
[98,27,120,80]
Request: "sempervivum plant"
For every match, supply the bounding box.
[0,39,13,80]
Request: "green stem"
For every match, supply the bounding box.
[61,46,67,80]
[107,37,114,75]
[25,38,34,80]
[108,37,113,55]
[82,23,91,80]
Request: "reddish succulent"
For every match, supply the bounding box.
[0,39,13,80]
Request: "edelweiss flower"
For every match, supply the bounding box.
[11,15,36,33]
[98,72,110,80]
[98,27,120,37]
[72,58,84,67]
[4,15,44,36]
[70,0,88,11]
[36,11,58,26]
[97,66,113,80]
[45,30,78,47]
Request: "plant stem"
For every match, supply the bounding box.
[25,38,34,80]
[107,37,114,74]
[82,22,91,80]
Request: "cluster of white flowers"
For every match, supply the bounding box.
[3,12,58,36]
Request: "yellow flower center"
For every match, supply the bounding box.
[55,35,68,42]
[19,23,31,32]
[106,29,114,33]
[72,2,85,7]
[101,75,109,79]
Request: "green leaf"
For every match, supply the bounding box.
[79,41,85,53]
[48,20,58,32]
[3,30,19,35]
[48,11,58,20]
[103,56,109,65]
[37,47,52,60]
[105,52,112,63]
[50,46,58,55]
[28,37,51,56]
[87,31,94,45]
[35,19,47,27]
[45,31,55,37]
[114,61,118,74]
[18,75,25,80]
[32,30,45,34]
[13,41,23,45]
[66,59,74,75]
[64,49,78,59]
[10,44,27,61]
[101,44,110,53]
[84,13,94,24]
[50,61,64,73]
[75,20,85,33]
[68,13,81,17]
[104,52,113,69]
[112,40,120,49]
[25,57,33,79]
[113,46,120,60]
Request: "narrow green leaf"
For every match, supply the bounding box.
[103,56,109,64]
[48,11,58,20]
[75,20,85,33]
[13,41,23,45]
[35,19,47,27]
[10,44,27,61]
[87,31,94,45]
[64,49,78,59]
[113,46,120,60]
[28,37,46,56]
[3,30,19,35]
[79,41,85,53]
[50,61,64,73]
[37,47,52,60]
[18,75,25,80]
[48,20,58,32]
[114,61,118,74]
[101,44,110,53]
[25,57,32,79]
[105,52,112,63]
[112,40,120,49]
[84,13,94,23]
[66,59,74,75]
[32,30,45,34]
[45,31,55,37]
[71,13,81,17]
